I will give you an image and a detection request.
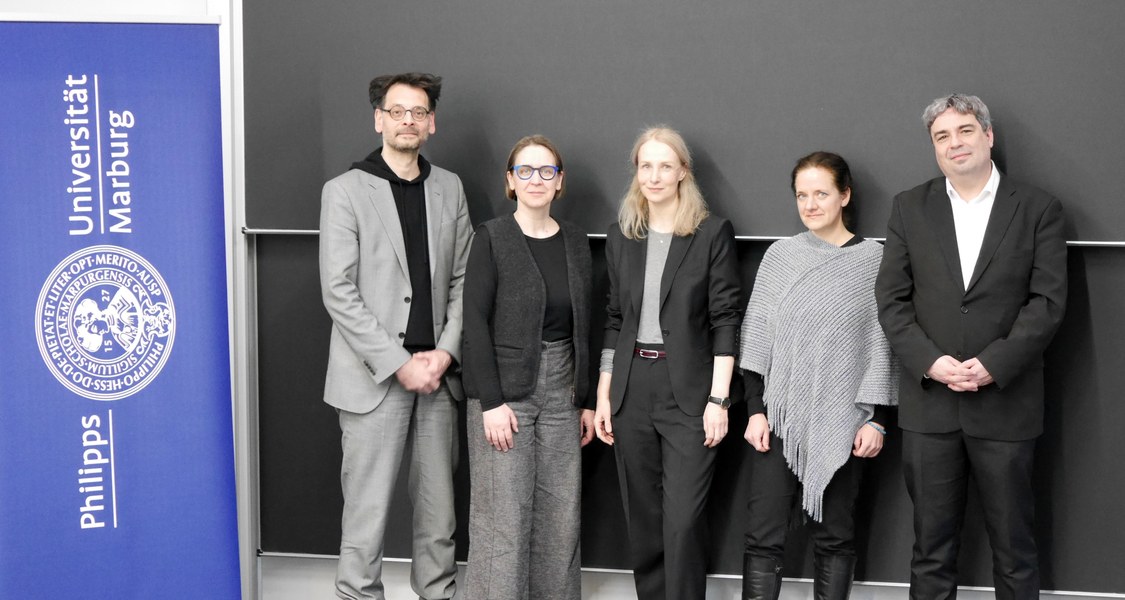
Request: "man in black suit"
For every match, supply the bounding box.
[875,94,1067,599]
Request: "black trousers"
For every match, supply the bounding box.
[902,430,1038,600]
[613,352,717,600]
[744,431,864,563]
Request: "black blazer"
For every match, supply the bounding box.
[462,214,593,411]
[875,175,1067,440]
[603,216,741,417]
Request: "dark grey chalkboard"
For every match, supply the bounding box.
[247,0,1125,593]
[256,236,1125,592]
[245,0,1125,241]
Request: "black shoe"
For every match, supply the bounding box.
[742,553,783,600]
[813,554,856,600]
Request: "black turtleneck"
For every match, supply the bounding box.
[351,149,435,351]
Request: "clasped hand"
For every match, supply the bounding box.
[927,355,993,392]
[395,350,451,394]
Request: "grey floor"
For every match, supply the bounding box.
[258,554,1118,599]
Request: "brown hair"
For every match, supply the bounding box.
[505,134,566,200]
[791,151,856,231]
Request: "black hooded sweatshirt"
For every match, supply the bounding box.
[350,148,435,352]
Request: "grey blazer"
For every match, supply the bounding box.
[319,166,473,413]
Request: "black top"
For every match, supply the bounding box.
[462,214,594,411]
[743,234,891,425]
[525,231,573,342]
[350,148,435,351]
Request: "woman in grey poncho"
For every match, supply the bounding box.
[739,152,898,600]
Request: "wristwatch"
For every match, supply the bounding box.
[707,395,731,409]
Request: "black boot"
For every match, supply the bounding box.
[813,554,856,600]
[742,553,783,600]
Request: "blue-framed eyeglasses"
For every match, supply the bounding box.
[379,105,431,121]
[510,164,561,180]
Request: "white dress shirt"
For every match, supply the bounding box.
[947,162,1001,290]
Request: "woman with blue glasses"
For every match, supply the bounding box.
[462,134,594,600]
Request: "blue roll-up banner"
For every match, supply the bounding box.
[0,21,239,597]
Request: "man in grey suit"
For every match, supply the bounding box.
[876,94,1067,599]
[320,72,473,600]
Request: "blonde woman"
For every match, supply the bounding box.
[594,126,741,599]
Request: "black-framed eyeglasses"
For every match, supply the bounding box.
[379,105,431,121]
[510,164,561,180]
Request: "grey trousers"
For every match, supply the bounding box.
[465,339,583,600]
[335,381,459,600]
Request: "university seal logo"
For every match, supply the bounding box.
[35,245,176,400]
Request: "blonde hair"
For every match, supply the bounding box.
[617,126,709,239]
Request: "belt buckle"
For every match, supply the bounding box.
[637,348,660,359]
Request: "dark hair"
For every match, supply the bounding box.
[505,134,566,200]
[791,151,856,231]
[368,72,443,111]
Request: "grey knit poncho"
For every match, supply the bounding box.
[739,231,899,521]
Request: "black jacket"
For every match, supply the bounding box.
[875,175,1067,440]
[603,216,741,417]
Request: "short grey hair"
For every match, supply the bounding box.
[922,93,992,133]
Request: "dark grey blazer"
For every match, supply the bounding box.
[603,216,742,417]
[462,213,593,410]
[875,175,1067,440]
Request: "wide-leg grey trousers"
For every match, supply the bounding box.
[465,339,583,600]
